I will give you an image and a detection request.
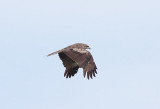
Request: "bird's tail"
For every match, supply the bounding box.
[47,50,63,57]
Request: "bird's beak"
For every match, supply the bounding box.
[87,47,91,49]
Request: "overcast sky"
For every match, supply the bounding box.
[0,0,160,109]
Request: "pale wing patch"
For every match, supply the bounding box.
[72,48,89,54]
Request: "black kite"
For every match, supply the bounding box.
[47,43,97,79]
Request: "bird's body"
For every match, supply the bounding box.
[47,43,97,79]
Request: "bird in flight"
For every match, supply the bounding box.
[47,43,97,79]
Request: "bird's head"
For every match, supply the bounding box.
[83,44,91,49]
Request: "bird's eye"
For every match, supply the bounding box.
[85,45,90,49]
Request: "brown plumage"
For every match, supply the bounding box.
[47,43,97,79]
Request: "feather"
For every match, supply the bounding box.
[47,43,97,79]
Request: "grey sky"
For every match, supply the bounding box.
[0,0,160,109]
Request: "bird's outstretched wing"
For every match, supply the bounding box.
[62,49,97,79]
[58,52,79,78]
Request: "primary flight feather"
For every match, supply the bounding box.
[47,43,97,79]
